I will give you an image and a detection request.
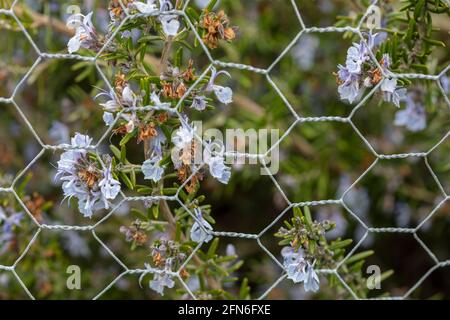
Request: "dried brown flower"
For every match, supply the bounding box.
[200,10,236,49]
[115,73,127,94]
[138,123,158,144]
[24,192,46,223]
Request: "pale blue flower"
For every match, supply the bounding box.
[291,34,319,71]
[336,65,363,104]
[282,247,320,292]
[190,95,207,111]
[381,77,397,94]
[205,67,233,105]
[150,128,167,157]
[103,112,115,126]
[190,208,213,243]
[338,78,362,104]
[171,121,198,169]
[0,207,23,254]
[134,0,158,14]
[66,12,98,53]
[142,155,165,182]
[139,261,175,296]
[49,121,70,144]
[213,86,233,104]
[336,33,380,104]
[150,91,162,105]
[394,95,426,132]
[160,14,180,36]
[98,163,121,207]
[203,141,231,184]
[62,230,91,258]
[0,208,23,235]
[207,156,231,184]
[345,42,367,74]
[282,247,307,283]
[56,133,117,218]
[381,76,407,108]
[303,262,320,293]
[150,272,175,295]
[96,89,121,112]
[122,85,138,107]
[71,132,93,148]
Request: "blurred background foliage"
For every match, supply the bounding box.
[0,0,449,300]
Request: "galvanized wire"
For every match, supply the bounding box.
[0,0,448,300]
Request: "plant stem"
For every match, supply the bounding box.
[160,36,174,74]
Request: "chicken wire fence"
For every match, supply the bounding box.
[0,0,449,300]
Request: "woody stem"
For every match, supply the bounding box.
[160,36,173,74]
[141,36,221,292]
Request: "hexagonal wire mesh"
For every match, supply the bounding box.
[0,0,449,300]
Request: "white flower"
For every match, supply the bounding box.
[303,262,320,292]
[282,247,307,283]
[98,85,139,132]
[97,89,121,112]
[281,247,306,283]
[149,91,172,111]
[122,85,138,107]
[56,133,118,218]
[172,122,196,148]
[49,121,70,144]
[122,112,138,133]
[103,112,115,126]
[338,79,361,104]
[150,128,167,156]
[291,34,319,71]
[205,67,233,105]
[171,122,198,168]
[336,33,379,104]
[345,43,366,74]
[71,132,93,148]
[98,163,121,207]
[336,65,363,104]
[343,33,374,75]
[190,208,213,243]
[394,96,426,132]
[190,95,207,111]
[76,188,104,218]
[391,88,407,108]
[203,141,231,184]
[142,155,165,182]
[208,156,231,184]
[384,87,407,108]
[381,77,407,108]
[134,0,158,14]
[0,207,23,253]
[150,272,175,296]
[160,15,180,36]
[213,86,233,104]
[67,12,97,53]
[381,77,397,94]
[281,247,320,292]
